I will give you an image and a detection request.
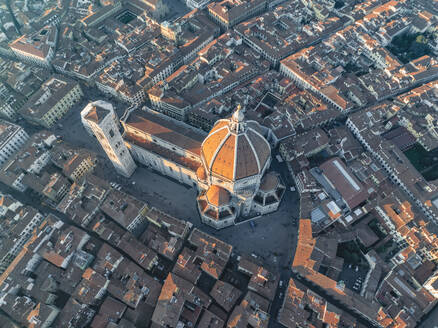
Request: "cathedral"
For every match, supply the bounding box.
[118,105,285,229]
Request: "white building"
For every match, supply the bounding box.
[82,105,136,177]
[9,25,57,68]
[196,108,284,228]
[123,109,204,186]
[19,75,83,128]
[81,100,117,136]
[123,107,284,229]
[0,120,29,168]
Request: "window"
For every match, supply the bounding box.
[109,129,115,138]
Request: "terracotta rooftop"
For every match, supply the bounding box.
[83,106,110,124]
[206,185,231,207]
[201,110,270,181]
[124,109,205,156]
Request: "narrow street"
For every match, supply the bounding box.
[419,304,438,328]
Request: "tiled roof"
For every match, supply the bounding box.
[206,185,231,207]
[201,110,270,181]
[84,106,110,124]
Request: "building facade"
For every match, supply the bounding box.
[20,75,83,128]
[9,25,57,68]
[0,207,44,274]
[82,105,137,178]
[0,120,29,168]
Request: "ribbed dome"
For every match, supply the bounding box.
[200,109,271,181]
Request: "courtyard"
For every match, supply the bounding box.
[404,143,438,181]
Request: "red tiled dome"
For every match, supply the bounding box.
[200,109,270,181]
